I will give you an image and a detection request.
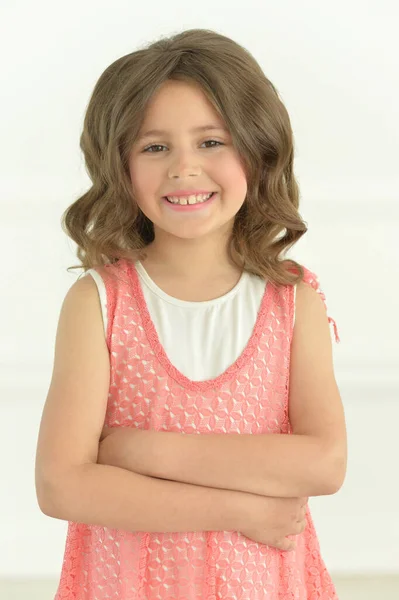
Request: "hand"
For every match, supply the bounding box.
[239,495,308,551]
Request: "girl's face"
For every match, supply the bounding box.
[128,79,247,242]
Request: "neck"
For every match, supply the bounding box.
[141,227,240,281]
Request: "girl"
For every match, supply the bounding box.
[35,28,347,599]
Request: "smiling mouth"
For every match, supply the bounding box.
[163,192,216,206]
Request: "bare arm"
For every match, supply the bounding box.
[98,429,332,498]
[35,275,250,534]
[38,462,248,533]
[98,281,347,498]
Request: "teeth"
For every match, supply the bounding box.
[166,192,213,205]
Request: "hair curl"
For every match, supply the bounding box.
[62,28,307,285]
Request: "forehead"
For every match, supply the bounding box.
[137,80,229,138]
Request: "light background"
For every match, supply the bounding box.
[1,0,398,584]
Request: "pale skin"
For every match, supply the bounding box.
[35,78,347,554]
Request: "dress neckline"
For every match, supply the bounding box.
[135,259,248,308]
[125,259,274,392]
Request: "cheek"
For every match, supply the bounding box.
[219,158,247,192]
[129,161,159,195]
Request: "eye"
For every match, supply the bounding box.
[142,140,224,153]
[202,140,224,149]
[143,144,164,153]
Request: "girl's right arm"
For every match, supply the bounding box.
[35,274,244,534]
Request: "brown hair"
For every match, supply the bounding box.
[62,28,307,285]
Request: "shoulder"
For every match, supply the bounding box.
[293,278,333,349]
[295,277,325,308]
[72,270,99,290]
[59,274,105,339]
[66,271,101,302]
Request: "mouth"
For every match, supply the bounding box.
[163,192,216,205]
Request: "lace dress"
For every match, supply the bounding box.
[55,258,340,599]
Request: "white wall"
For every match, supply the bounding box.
[2,0,398,579]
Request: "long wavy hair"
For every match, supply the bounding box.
[62,28,308,285]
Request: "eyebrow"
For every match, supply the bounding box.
[137,124,229,140]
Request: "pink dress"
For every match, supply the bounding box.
[55,258,340,599]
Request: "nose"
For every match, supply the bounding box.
[167,150,202,179]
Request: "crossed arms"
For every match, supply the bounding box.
[98,282,347,498]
